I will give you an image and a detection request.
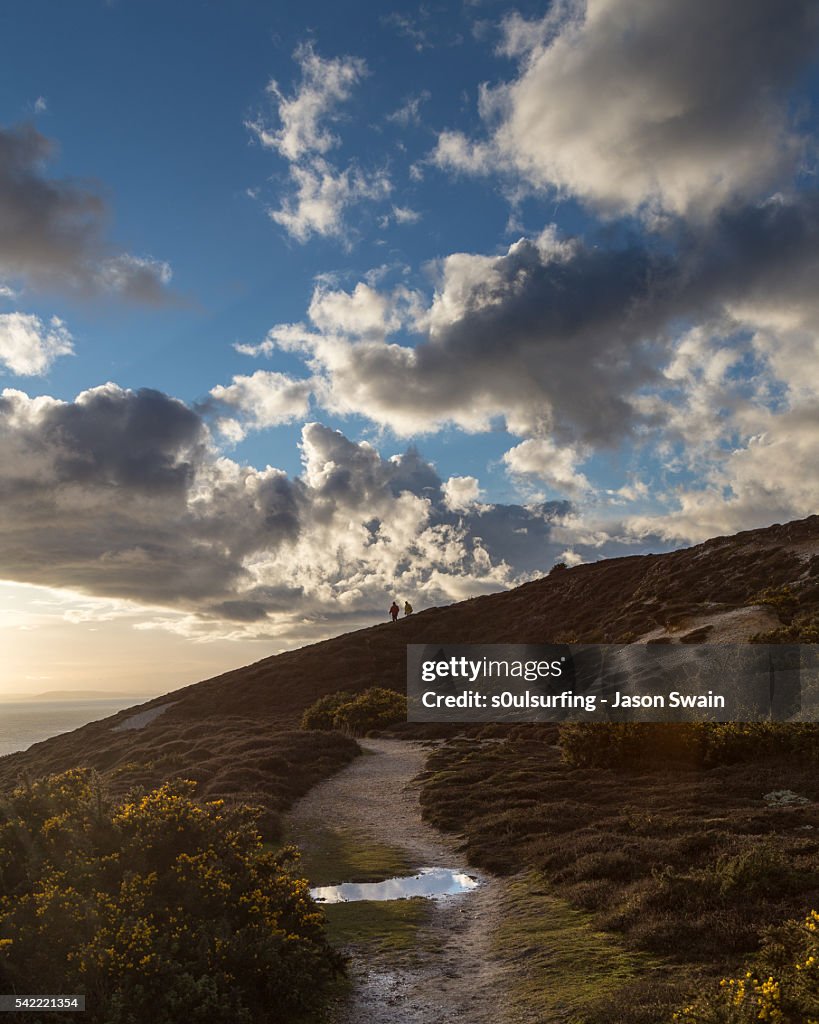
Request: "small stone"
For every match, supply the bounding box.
[763,789,810,806]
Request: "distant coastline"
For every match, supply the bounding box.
[0,696,153,758]
[0,689,154,703]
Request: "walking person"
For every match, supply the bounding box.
[389,601,400,622]
[404,600,413,616]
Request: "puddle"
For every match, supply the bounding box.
[310,867,480,904]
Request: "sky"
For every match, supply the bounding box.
[1,0,819,696]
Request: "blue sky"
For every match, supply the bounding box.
[1,0,819,694]
[1,1,557,480]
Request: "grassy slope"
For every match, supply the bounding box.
[1,514,817,801]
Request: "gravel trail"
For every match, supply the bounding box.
[289,738,513,1024]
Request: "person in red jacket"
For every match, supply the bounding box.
[389,601,400,621]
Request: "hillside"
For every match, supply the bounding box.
[1,514,818,818]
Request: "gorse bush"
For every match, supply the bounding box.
[751,616,819,643]
[301,687,407,736]
[751,585,799,623]
[332,688,407,734]
[300,691,355,732]
[675,909,819,1023]
[0,769,341,1024]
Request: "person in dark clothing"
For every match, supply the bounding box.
[389,601,400,621]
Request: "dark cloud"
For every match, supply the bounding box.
[275,188,819,448]
[450,501,572,573]
[684,192,819,316]
[0,123,171,300]
[418,237,675,443]
[207,600,271,622]
[43,387,203,493]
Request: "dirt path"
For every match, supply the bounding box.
[288,738,514,1024]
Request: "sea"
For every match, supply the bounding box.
[0,699,141,758]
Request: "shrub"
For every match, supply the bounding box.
[0,770,341,1024]
[674,909,819,1022]
[301,687,407,736]
[300,690,355,731]
[331,688,407,735]
[751,585,799,624]
[750,616,819,643]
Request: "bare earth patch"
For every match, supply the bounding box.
[110,702,178,732]
[288,738,513,1024]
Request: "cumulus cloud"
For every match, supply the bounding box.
[229,190,819,467]
[217,180,819,560]
[443,475,482,510]
[623,324,819,544]
[246,227,673,441]
[502,437,591,496]
[0,386,576,637]
[432,131,494,176]
[249,44,392,242]
[433,0,819,218]
[308,280,423,338]
[626,408,819,544]
[0,313,73,376]
[208,370,313,437]
[0,123,173,299]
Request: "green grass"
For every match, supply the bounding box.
[287,822,414,886]
[322,898,431,954]
[285,821,430,955]
[494,872,682,1024]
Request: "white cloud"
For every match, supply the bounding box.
[391,205,421,225]
[269,159,391,243]
[443,475,482,511]
[626,410,819,544]
[502,437,591,496]
[209,370,313,434]
[249,43,366,162]
[249,44,392,242]
[431,131,494,176]
[227,191,819,556]
[433,0,819,219]
[0,313,74,376]
[308,281,422,338]
[244,228,659,440]
[33,96,47,114]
